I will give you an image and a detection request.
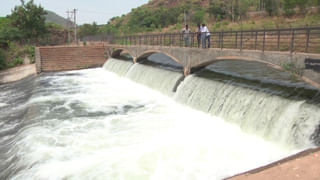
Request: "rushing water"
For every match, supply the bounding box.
[0,56,319,180]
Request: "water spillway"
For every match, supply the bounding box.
[0,55,319,179]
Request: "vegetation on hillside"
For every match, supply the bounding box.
[0,0,68,70]
[89,0,320,36]
[44,10,75,28]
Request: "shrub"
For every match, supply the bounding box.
[0,49,7,70]
[7,57,23,68]
[24,45,35,63]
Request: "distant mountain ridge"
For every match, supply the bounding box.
[44,10,75,27]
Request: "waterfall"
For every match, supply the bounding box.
[174,74,320,148]
[125,64,184,97]
[103,58,133,76]
[104,58,320,149]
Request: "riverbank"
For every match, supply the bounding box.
[0,64,36,84]
[226,147,320,180]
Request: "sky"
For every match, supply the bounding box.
[0,0,149,25]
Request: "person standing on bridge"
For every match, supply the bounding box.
[201,24,211,48]
[181,24,191,47]
[196,24,201,48]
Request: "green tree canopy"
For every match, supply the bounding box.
[0,17,21,47]
[79,22,99,38]
[10,0,47,39]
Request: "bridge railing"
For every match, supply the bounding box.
[110,26,320,54]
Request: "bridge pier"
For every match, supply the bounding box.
[133,57,137,64]
[183,67,190,76]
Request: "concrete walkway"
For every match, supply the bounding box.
[0,64,36,84]
[226,147,320,180]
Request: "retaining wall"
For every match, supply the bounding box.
[36,46,106,73]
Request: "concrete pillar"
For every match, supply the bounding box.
[184,67,190,76]
[133,57,137,64]
[35,47,41,73]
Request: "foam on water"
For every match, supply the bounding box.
[0,68,298,180]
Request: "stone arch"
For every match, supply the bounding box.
[111,48,135,61]
[193,55,283,71]
[137,50,183,66]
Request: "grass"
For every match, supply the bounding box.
[280,62,303,80]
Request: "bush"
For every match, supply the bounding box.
[7,57,23,68]
[0,49,7,70]
[24,45,35,63]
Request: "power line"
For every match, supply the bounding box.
[74,9,77,44]
[66,9,77,44]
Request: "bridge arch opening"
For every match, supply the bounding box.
[111,48,134,62]
[137,51,184,72]
[190,57,312,89]
[190,56,283,74]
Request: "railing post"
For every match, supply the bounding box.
[165,34,167,46]
[255,31,258,50]
[221,30,224,50]
[235,31,238,49]
[153,35,155,46]
[218,32,221,48]
[262,28,266,52]
[240,29,243,51]
[305,27,310,53]
[277,28,280,51]
[290,28,295,54]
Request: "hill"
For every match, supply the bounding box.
[101,0,320,35]
[44,10,75,27]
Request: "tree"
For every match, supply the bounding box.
[79,22,99,38]
[0,17,21,47]
[208,0,228,20]
[295,0,308,12]
[265,0,279,16]
[10,0,47,39]
[259,0,265,10]
[283,0,296,16]
[191,9,205,24]
[239,0,250,20]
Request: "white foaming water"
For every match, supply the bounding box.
[125,63,184,96]
[174,75,320,149]
[0,103,7,107]
[6,68,296,180]
[103,58,133,76]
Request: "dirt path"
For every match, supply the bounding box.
[226,147,320,180]
[0,64,36,84]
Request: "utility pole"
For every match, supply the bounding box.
[184,10,186,26]
[66,10,71,44]
[73,9,77,44]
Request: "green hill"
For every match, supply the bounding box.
[44,10,75,27]
[101,0,320,35]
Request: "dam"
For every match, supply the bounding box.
[0,51,320,179]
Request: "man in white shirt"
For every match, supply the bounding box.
[181,24,191,47]
[201,24,210,48]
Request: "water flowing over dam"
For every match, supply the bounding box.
[0,54,319,179]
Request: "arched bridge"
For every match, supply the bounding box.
[105,27,320,88]
[105,44,320,88]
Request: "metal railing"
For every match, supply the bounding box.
[111,26,320,54]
